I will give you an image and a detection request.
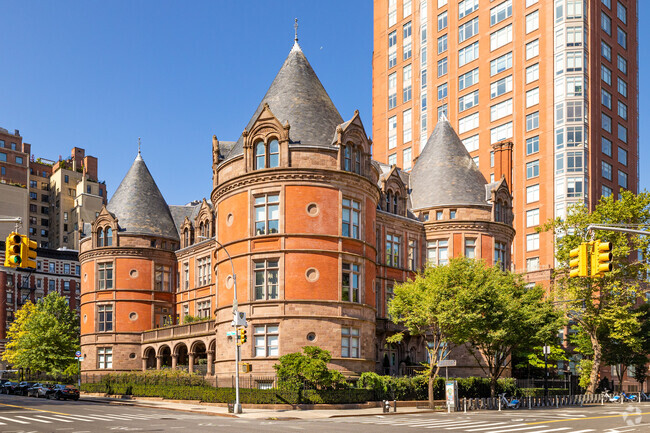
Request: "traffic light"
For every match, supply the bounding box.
[20,236,37,269]
[4,233,22,267]
[591,240,612,278]
[569,242,589,277]
[237,328,247,346]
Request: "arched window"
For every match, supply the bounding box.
[344,146,351,171]
[393,194,399,214]
[97,228,104,247]
[386,191,392,212]
[268,139,279,168]
[355,148,361,174]
[105,228,113,246]
[183,229,189,247]
[255,141,265,169]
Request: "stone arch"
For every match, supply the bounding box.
[174,342,189,369]
[158,345,172,368]
[208,339,216,376]
[143,346,156,370]
[190,340,208,375]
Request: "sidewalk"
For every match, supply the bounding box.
[80,394,437,419]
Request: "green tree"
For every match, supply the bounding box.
[273,346,346,389]
[2,293,80,375]
[541,191,650,394]
[389,257,562,399]
[387,261,462,407]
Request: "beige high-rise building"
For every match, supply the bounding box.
[0,127,107,250]
[372,0,638,284]
[48,147,107,250]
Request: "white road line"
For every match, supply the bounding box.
[565,430,595,433]
[529,429,572,433]
[87,414,135,420]
[33,415,74,423]
[422,421,486,428]
[0,416,28,424]
[52,415,94,422]
[16,415,51,423]
[484,426,551,433]
[463,423,512,431]
[403,420,477,427]
[446,422,509,430]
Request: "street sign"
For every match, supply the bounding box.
[438,360,457,367]
[78,357,84,361]
[543,346,551,355]
[226,331,237,336]
[75,351,81,358]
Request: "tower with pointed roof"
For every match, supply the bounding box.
[409,118,515,275]
[79,151,180,373]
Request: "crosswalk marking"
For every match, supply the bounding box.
[16,415,51,423]
[446,422,507,430]
[0,416,28,424]
[33,415,74,423]
[463,423,511,431]
[487,426,552,433]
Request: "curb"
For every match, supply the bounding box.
[79,397,239,418]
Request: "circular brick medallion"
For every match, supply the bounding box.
[226,213,234,226]
[129,312,138,321]
[226,275,234,289]
[130,269,138,278]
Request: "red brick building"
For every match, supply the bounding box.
[79,41,514,381]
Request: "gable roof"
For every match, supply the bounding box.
[409,119,489,210]
[224,42,343,161]
[106,152,179,241]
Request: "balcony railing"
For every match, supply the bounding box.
[142,320,214,343]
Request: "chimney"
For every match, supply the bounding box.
[492,140,513,190]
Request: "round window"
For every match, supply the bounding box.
[129,269,139,278]
[305,268,319,282]
[306,203,319,217]
[307,333,316,342]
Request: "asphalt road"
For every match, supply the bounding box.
[0,393,648,432]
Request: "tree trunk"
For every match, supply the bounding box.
[490,374,498,398]
[587,335,602,395]
[428,369,435,408]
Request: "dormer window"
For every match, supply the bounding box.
[105,228,112,246]
[97,228,104,247]
[343,144,362,174]
[97,227,112,247]
[393,194,399,214]
[254,139,280,170]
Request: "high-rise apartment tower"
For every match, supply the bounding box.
[372,0,638,283]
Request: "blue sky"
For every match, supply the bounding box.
[0,1,647,204]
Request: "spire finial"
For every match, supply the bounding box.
[294,18,298,42]
[138,137,141,154]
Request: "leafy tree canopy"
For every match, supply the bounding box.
[389,257,562,398]
[2,293,79,375]
[273,346,346,389]
[541,190,650,393]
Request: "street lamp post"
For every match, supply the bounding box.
[200,235,242,414]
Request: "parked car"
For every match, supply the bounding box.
[1,381,20,395]
[16,382,36,396]
[48,384,79,401]
[27,383,54,398]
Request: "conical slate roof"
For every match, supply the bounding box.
[410,119,489,210]
[225,42,343,160]
[107,152,179,241]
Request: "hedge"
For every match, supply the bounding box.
[357,373,517,400]
[80,383,375,404]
